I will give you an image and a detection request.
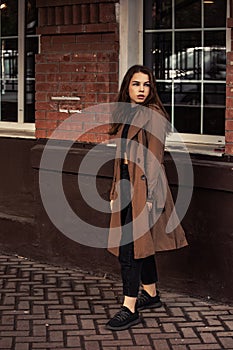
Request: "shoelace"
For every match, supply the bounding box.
[138,293,149,304]
[113,307,131,321]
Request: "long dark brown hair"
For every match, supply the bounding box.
[109,65,169,135]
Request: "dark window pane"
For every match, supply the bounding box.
[175,32,201,80]
[204,83,225,107]
[204,0,227,28]
[0,39,18,78]
[157,82,172,114]
[174,83,201,133]
[26,36,38,78]
[24,36,38,122]
[204,31,226,80]
[26,0,37,35]
[24,79,35,122]
[0,0,18,36]
[0,38,18,122]
[144,0,172,29]
[175,0,201,28]
[0,83,18,121]
[144,33,172,79]
[203,83,225,135]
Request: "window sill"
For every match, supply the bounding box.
[165,141,225,157]
[0,123,35,139]
[106,141,225,157]
[0,128,35,139]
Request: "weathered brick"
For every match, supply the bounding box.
[226,119,233,130]
[225,143,233,154]
[35,129,47,139]
[99,3,115,23]
[226,131,233,142]
[36,63,59,73]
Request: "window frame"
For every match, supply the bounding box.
[119,0,228,152]
[0,0,38,137]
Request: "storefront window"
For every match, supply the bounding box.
[0,0,38,124]
[144,0,226,136]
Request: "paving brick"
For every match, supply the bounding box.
[181,327,197,338]
[84,341,101,350]
[223,320,233,329]
[15,344,30,350]
[189,345,221,350]
[200,332,218,343]
[219,336,233,348]
[80,318,95,329]
[162,322,178,333]
[133,333,151,345]
[66,336,81,347]
[49,330,64,342]
[152,338,170,350]
[0,338,12,349]
[170,338,201,345]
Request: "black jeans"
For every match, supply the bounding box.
[119,163,158,298]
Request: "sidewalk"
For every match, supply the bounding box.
[0,254,233,350]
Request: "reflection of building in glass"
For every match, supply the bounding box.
[144,0,226,135]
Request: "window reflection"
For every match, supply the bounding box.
[204,31,226,80]
[0,0,18,36]
[174,83,201,133]
[25,36,38,122]
[175,0,201,29]
[26,0,37,35]
[144,0,172,29]
[175,32,202,80]
[156,82,172,111]
[0,39,18,121]
[204,0,227,28]
[0,0,38,123]
[203,84,225,135]
[144,0,226,136]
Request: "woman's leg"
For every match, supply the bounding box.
[141,255,158,296]
[136,255,162,311]
[106,241,142,330]
[119,241,142,312]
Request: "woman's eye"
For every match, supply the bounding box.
[145,83,151,87]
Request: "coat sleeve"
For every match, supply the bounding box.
[144,107,167,202]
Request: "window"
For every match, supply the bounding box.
[0,0,38,129]
[144,0,227,139]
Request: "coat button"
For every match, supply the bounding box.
[137,158,141,163]
[141,175,146,180]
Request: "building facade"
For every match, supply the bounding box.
[0,0,233,301]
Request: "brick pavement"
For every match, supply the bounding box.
[0,254,233,350]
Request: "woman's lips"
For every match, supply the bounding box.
[137,95,145,99]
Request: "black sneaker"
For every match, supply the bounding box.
[136,289,162,311]
[106,306,140,331]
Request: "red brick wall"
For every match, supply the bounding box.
[35,0,119,142]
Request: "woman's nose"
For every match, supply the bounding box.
[139,84,144,91]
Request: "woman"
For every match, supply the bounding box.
[106,65,188,331]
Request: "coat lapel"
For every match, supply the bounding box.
[126,109,148,146]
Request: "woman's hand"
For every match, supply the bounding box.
[146,201,153,212]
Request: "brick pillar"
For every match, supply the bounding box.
[35,0,119,142]
[226,3,233,155]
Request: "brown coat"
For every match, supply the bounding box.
[108,104,188,259]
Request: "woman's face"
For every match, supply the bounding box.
[128,72,150,104]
